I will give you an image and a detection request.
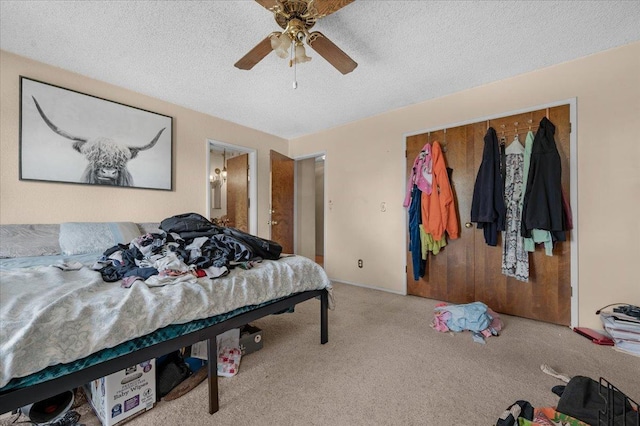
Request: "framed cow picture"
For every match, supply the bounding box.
[19,77,173,190]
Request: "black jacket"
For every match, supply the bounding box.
[161,213,283,260]
[521,117,566,241]
[471,127,506,246]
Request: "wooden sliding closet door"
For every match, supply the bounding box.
[406,105,571,325]
[406,125,476,304]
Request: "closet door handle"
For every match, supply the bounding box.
[465,222,473,228]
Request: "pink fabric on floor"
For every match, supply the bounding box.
[432,311,452,332]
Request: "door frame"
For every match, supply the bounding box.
[293,150,327,270]
[205,139,258,236]
[402,98,578,327]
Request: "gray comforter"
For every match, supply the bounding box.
[0,255,332,388]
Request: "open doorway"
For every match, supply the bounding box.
[206,140,257,236]
[294,153,325,268]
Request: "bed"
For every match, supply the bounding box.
[0,217,332,415]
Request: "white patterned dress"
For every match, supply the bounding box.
[502,141,529,282]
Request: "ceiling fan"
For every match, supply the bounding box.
[234,0,357,75]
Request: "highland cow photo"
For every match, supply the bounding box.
[19,77,173,190]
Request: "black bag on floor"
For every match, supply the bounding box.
[156,351,192,398]
[556,376,637,425]
[496,400,533,426]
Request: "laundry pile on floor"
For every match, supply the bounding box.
[430,301,502,343]
[497,366,639,425]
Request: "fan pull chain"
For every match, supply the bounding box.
[292,40,298,89]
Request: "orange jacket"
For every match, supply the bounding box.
[420,141,460,241]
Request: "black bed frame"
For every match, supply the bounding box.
[0,289,329,415]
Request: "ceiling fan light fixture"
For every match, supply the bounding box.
[293,42,311,64]
[270,32,291,58]
[234,0,357,76]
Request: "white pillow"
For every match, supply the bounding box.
[59,222,141,255]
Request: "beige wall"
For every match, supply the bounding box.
[0,50,288,239]
[290,42,640,329]
[315,160,325,256]
[295,157,316,260]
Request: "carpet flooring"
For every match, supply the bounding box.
[4,282,638,425]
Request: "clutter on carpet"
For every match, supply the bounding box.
[599,304,640,357]
[431,301,503,343]
[497,365,639,426]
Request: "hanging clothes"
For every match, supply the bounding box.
[502,134,529,282]
[520,131,554,256]
[521,117,566,242]
[408,184,426,280]
[405,143,433,280]
[471,127,506,246]
[420,141,460,242]
[403,143,432,207]
[419,225,447,257]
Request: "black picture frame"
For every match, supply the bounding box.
[19,77,173,190]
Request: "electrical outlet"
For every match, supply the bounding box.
[358,259,363,268]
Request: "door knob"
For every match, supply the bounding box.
[267,221,278,225]
[465,222,473,228]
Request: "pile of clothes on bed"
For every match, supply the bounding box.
[93,213,283,287]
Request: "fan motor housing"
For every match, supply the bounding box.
[274,0,317,30]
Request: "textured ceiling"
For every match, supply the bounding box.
[1,1,639,140]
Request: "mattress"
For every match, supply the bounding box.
[0,255,332,388]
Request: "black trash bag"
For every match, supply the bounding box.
[156,351,192,398]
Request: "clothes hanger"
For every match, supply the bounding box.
[512,122,521,143]
[506,122,524,154]
[499,124,507,145]
[442,129,447,153]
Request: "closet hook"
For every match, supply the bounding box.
[442,128,447,152]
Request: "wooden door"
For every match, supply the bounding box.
[270,150,294,254]
[226,154,249,232]
[406,105,572,325]
[474,106,571,324]
[406,126,475,304]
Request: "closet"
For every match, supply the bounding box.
[405,105,571,325]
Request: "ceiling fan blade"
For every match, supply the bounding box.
[312,0,355,17]
[254,0,278,11]
[307,31,357,74]
[234,34,276,70]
